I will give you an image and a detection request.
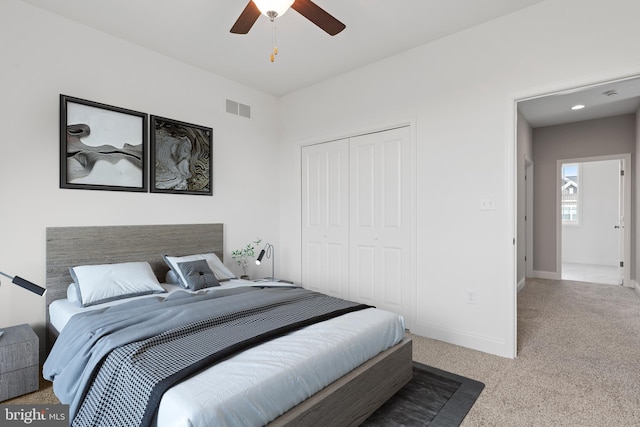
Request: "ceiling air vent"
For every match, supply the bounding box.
[226,99,251,118]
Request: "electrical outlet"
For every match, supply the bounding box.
[479,198,496,211]
[466,290,477,305]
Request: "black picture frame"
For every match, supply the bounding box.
[60,95,148,192]
[150,116,213,196]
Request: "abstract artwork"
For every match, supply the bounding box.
[59,95,148,192]
[150,116,213,195]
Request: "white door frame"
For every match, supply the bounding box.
[556,154,631,286]
[618,158,626,284]
[525,157,534,280]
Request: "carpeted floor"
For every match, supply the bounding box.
[410,278,640,426]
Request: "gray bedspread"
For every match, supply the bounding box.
[43,286,370,427]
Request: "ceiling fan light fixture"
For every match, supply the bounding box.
[253,0,295,19]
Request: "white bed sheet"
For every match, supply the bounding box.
[157,307,404,427]
[49,279,283,332]
[49,281,405,427]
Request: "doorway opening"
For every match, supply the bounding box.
[514,73,640,358]
[558,156,629,286]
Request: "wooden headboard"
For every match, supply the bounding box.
[45,223,224,350]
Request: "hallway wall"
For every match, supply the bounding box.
[517,110,534,285]
[635,107,640,290]
[532,114,636,277]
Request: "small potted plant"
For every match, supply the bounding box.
[231,238,262,279]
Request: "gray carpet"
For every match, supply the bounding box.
[409,278,640,426]
[363,362,484,426]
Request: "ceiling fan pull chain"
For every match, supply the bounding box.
[270,19,278,62]
[263,9,279,62]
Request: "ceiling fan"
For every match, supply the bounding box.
[230,0,346,36]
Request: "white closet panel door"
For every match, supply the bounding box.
[349,127,412,319]
[301,140,350,298]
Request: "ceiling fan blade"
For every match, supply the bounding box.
[291,0,345,36]
[230,1,262,34]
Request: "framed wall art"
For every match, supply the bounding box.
[60,95,148,192]
[150,116,213,196]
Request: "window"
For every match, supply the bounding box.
[561,163,580,225]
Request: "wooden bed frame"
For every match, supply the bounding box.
[45,223,412,426]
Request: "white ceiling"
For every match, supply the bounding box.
[20,0,639,125]
[518,76,640,128]
[20,0,546,96]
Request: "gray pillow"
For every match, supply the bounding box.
[177,259,220,290]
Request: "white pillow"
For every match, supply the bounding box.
[66,283,80,304]
[70,261,165,307]
[163,252,235,288]
[165,269,180,285]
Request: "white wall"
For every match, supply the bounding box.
[277,0,640,358]
[0,0,281,346]
[562,160,620,266]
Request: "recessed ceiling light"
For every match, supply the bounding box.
[571,104,586,110]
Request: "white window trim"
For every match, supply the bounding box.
[561,163,582,227]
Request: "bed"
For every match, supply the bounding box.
[44,223,412,426]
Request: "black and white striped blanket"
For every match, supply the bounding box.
[44,286,370,427]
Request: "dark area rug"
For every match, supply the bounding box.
[362,361,484,426]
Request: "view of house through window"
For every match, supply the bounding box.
[561,163,580,225]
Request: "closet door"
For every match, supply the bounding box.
[301,140,350,298]
[349,127,412,320]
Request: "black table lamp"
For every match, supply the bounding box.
[0,271,46,296]
[0,271,45,339]
[255,243,276,281]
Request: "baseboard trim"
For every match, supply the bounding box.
[633,280,640,298]
[410,322,513,359]
[532,270,560,280]
[517,278,525,293]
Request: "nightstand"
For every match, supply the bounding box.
[0,324,39,401]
